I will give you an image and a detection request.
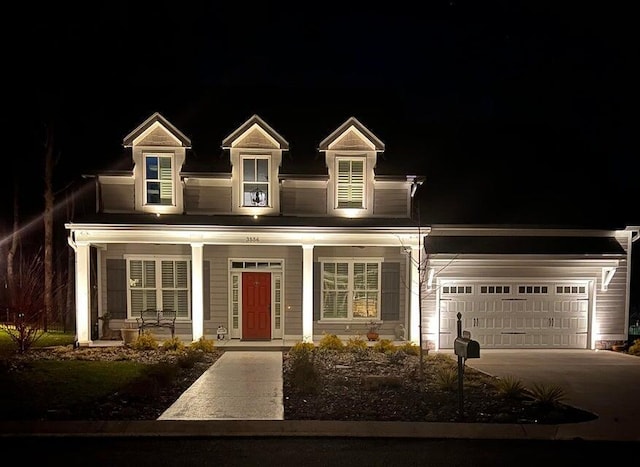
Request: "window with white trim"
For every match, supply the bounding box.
[336,157,365,208]
[242,156,270,206]
[145,154,173,205]
[128,258,190,318]
[321,259,380,319]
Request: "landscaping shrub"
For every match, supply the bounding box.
[288,341,318,394]
[131,331,158,350]
[434,366,458,391]
[144,362,179,386]
[161,336,185,352]
[289,341,315,356]
[345,335,368,352]
[318,333,344,351]
[396,341,420,356]
[628,338,640,356]
[189,336,215,353]
[494,375,526,399]
[529,383,566,407]
[372,338,395,354]
[177,349,205,368]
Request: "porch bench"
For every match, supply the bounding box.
[136,309,176,338]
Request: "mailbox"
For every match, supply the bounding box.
[454,336,480,359]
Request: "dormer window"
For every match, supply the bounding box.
[145,153,173,205]
[242,156,270,207]
[336,157,365,208]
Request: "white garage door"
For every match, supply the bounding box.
[439,281,589,349]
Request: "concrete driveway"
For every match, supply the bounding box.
[458,349,640,441]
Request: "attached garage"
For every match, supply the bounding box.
[423,229,631,350]
[438,280,589,348]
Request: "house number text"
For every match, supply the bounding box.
[246,236,260,243]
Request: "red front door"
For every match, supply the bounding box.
[242,272,271,340]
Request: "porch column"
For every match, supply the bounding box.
[74,241,91,346]
[302,244,314,343]
[191,243,204,342]
[410,246,421,345]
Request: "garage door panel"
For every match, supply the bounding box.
[527,300,551,312]
[439,281,589,349]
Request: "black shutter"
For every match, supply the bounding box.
[381,262,400,321]
[313,262,320,321]
[203,261,210,321]
[106,259,127,319]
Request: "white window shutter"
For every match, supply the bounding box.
[143,261,155,288]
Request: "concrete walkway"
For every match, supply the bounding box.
[158,351,283,421]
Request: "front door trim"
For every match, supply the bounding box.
[228,258,285,340]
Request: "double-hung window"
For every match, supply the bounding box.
[336,157,365,208]
[242,156,269,206]
[145,154,173,205]
[128,257,190,318]
[321,259,380,320]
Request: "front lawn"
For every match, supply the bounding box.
[0,330,76,355]
[0,359,149,420]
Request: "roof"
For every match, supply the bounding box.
[221,114,290,150]
[122,112,192,147]
[424,235,627,256]
[318,117,385,152]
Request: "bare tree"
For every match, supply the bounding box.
[1,254,47,353]
[43,122,55,331]
[65,187,76,331]
[6,178,20,309]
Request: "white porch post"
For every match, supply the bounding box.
[75,241,91,346]
[302,244,314,343]
[410,246,421,345]
[191,243,204,342]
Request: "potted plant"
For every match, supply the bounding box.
[120,322,139,345]
[366,320,381,341]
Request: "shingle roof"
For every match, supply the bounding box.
[424,235,626,256]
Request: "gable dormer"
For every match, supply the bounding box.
[123,112,191,214]
[319,117,385,217]
[222,115,288,216]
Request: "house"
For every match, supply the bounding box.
[65,112,639,350]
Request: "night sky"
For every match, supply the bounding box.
[7,2,637,229]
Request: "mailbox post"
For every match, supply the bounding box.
[453,312,480,420]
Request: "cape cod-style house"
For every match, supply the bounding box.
[65,112,639,350]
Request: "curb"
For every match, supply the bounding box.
[0,419,619,441]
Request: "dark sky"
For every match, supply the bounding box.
[7,1,637,228]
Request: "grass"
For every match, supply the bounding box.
[0,359,149,419]
[0,330,150,420]
[0,330,76,355]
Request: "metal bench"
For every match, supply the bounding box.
[136,309,177,338]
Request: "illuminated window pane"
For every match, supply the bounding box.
[336,158,365,208]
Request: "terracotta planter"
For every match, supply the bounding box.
[367,332,379,341]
